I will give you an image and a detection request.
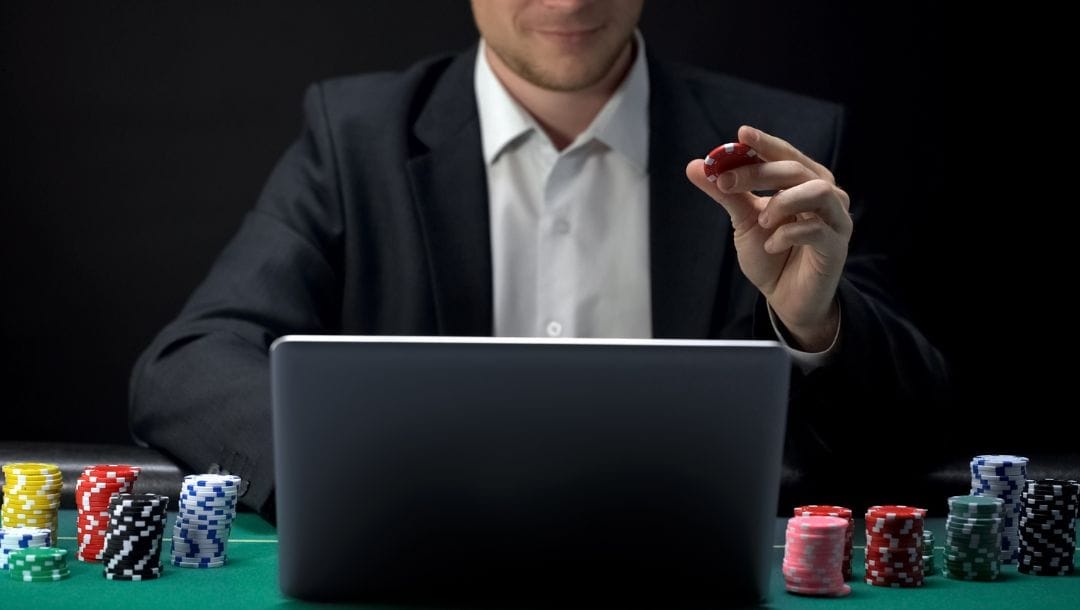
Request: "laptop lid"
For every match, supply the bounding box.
[271,336,790,606]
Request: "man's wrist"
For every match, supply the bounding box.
[775,300,841,353]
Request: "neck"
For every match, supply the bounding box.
[484,41,635,151]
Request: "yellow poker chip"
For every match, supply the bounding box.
[6,502,60,511]
[2,482,62,490]
[2,507,58,514]
[1,488,62,496]
[6,473,64,482]
[2,463,61,476]
[2,519,55,528]
[4,503,60,511]
[1,498,60,508]
[2,507,58,517]
[2,484,62,493]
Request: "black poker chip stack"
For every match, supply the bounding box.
[1017,479,1078,576]
[100,493,169,581]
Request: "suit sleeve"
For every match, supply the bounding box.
[752,107,950,486]
[129,83,344,517]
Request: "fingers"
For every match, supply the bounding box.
[759,180,853,237]
[763,216,846,256]
[715,159,819,194]
[686,159,762,233]
[739,125,835,183]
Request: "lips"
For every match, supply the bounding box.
[533,25,604,44]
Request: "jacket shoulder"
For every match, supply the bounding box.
[664,62,845,169]
[674,63,843,126]
[300,52,462,141]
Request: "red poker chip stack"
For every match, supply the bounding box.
[783,515,852,597]
[794,505,854,580]
[864,505,927,587]
[75,464,140,562]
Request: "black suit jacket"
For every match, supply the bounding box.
[130,47,948,515]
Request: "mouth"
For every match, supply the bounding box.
[533,24,604,44]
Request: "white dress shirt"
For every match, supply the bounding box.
[474,36,837,367]
[475,37,651,339]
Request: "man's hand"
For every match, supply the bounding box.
[686,125,851,352]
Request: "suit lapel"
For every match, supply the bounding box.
[647,56,738,338]
[406,48,494,336]
[405,49,743,339]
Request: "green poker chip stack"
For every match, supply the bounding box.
[7,546,70,582]
[943,495,1004,581]
[923,529,936,575]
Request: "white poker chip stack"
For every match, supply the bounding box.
[0,526,52,570]
[170,474,241,568]
[970,454,1028,563]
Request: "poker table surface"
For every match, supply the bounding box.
[2,511,1077,609]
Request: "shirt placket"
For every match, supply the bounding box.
[536,146,579,338]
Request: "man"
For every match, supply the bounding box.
[130,0,947,518]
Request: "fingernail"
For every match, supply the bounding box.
[719,172,736,191]
[758,211,769,227]
[745,127,759,143]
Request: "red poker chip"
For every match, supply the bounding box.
[794,505,854,519]
[866,505,928,519]
[703,142,763,181]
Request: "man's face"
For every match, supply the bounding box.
[471,0,644,92]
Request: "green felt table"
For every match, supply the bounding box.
[2,511,1077,609]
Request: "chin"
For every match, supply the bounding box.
[538,61,609,91]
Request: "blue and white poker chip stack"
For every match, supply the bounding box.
[0,526,51,570]
[170,474,241,568]
[969,455,1028,563]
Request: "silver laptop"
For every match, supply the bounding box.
[271,336,790,607]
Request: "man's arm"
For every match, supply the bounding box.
[129,84,343,517]
[690,122,949,481]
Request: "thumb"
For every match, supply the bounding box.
[685,159,759,232]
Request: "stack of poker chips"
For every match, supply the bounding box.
[101,493,169,581]
[1018,478,1078,575]
[1,463,63,545]
[943,494,1004,581]
[0,526,51,570]
[6,546,70,582]
[864,505,927,587]
[793,505,853,580]
[76,464,141,562]
[969,454,1027,562]
[782,515,851,597]
[170,474,241,569]
[922,529,936,575]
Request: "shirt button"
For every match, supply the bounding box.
[553,219,571,234]
[546,321,562,337]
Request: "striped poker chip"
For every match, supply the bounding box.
[1017,479,1077,576]
[6,547,71,582]
[793,506,853,580]
[968,455,1028,563]
[782,515,850,597]
[100,493,169,581]
[864,505,928,588]
[170,474,241,569]
[76,463,141,563]
[702,142,763,182]
[943,493,1003,581]
[1,462,61,546]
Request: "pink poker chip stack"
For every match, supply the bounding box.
[794,505,854,580]
[783,515,852,597]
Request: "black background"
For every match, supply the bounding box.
[0,2,1056,454]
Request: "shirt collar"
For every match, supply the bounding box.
[474,31,650,173]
